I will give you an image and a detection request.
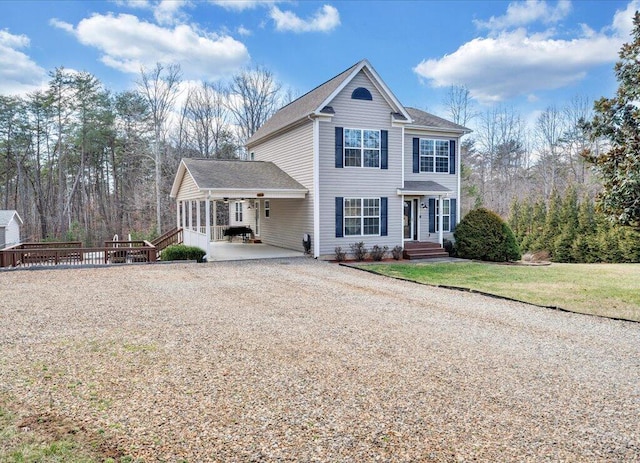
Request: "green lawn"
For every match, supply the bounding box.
[360,262,640,322]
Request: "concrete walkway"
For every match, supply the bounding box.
[208,241,305,261]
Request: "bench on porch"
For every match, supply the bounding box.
[223,226,254,243]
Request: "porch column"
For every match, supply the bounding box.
[205,197,211,259]
[196,200,201,234]
[188,200,193,231]
[213,200,218,240]
[438,195,444,246]
[176,201,180,228]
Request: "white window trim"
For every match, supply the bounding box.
[420,138,449,173]
[436,198,451,232]
[235,202,243,222]
[344,197,381,237]
[344,128,381,168]
[264,200,270,218]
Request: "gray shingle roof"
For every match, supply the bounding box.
[246,61,363,147]
[183,158,307,191]
[398,181,451,194]
[405,107,471,133]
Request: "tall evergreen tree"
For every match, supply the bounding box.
[581,12,640,229]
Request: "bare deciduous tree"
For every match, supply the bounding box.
[226,65,282,155]
[137,63,182,235]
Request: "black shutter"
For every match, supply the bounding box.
[413,138,419,173]
[428,198,436,233]
[335,197,344,238]
[380,197,388,236]
[450,198,457,232]
[335,127,343,168]
[449,140,456,175]
[381,130,388,170]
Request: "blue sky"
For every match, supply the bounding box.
[0,0,638,126]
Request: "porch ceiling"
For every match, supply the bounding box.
[397,181,451,196]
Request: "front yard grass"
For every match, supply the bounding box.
[360,262,640,322]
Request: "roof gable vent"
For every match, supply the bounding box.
[351,87,372,101]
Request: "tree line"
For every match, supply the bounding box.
[0,64,285,244]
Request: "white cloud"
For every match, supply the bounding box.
[270,4,340,33]
[475,0,572,32]
[237,25,252,36]
[51,13,250,80]
[211,0,275,11]
[153,0,190,25]
[0,29,47,95]
[414,0,638,104]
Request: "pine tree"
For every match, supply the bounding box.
[581,12,640,230]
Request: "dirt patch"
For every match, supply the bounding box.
[16,411,126,459]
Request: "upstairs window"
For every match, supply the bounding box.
[344,128,380,168]
[420,139,450,173]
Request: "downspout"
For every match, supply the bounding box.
[310,114,320,258]
[401,125,405,244]
[457,136,461,230]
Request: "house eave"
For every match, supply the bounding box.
[200,188,308,200]
[397,189,451,196]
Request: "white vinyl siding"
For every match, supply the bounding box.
[175,170,201,201]
[250,121,314,252]
[318,71,402,255]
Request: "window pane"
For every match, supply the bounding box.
[443,200,450,215]
[363,149,379,168]
[345,218,361,236]
[344,148,361,167]
[363,218,379,235]
[422,157,434,172]
[420,139,434,155]
[362,198,379,216]
[363,130,380,148]
[344,129,361,148]
[344,198,361,217]
[443,216,450,232]
[435,156,449,173]
[435,140,449,157]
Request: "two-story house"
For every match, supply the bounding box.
[170,60,470,259]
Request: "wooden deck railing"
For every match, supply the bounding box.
[0,240,157,268]
[151,227,183,258]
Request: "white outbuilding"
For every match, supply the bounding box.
[0,210,23,248]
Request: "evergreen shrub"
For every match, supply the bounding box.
[454,208,521,262]
[161,244,206,263]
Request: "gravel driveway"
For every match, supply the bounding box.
[1,258,639,462]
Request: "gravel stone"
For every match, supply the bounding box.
[1,258,639,462]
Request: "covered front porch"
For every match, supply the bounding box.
[170,158,308,260]
[398,180,454,246]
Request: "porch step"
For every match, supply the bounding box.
[403,241,450,260]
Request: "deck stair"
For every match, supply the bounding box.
[152,227,183,258]
[403,241,450,260]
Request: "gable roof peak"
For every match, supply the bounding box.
[246,59,410,147]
